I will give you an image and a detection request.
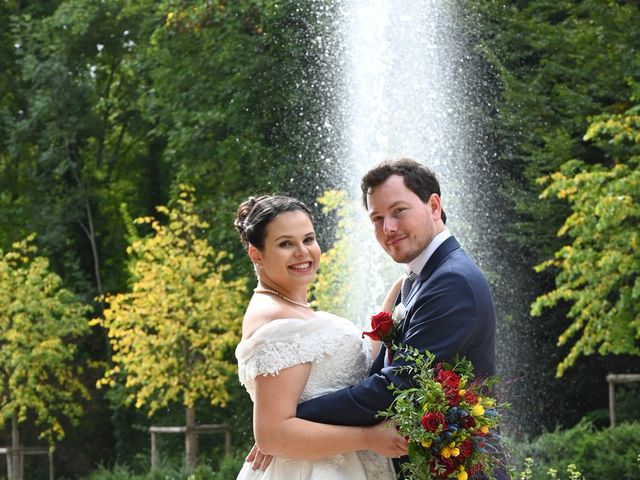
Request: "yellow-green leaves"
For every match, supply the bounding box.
[93,186,245,415]
[0,235,90,444]
[532,104,640,377]
[309,190,354,317]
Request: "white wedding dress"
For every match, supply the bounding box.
[235,312,396,480]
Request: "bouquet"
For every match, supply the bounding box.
[379,347,508,480]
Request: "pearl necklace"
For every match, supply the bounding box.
[254,287,312,309]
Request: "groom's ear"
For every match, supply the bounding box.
[427,193,442,219]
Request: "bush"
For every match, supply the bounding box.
[82,452,245,480]
[506,420,640,479]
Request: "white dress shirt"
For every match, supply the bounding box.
[406,229,452,276]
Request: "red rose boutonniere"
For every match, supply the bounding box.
[363,304,406,362]
[363,311,395,343]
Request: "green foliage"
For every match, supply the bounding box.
[93,186,245,413]
[467,0,640,432]
[83,452,244,480]
[1,1,334,473]
[0,234,90,443]
[506,420,640,480]
[141,0,337,261]
[473,0,640,268]
[531,98,640,376]
[309,190,353,316]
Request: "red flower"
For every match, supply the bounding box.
[463,391,478,404]
[362,311,394,342]
[458,439,473,459]
[431,457,458,478]
[445,389,460,406]
[437,369,461,392]
[468,464,483,476]
[421,412,447,432]
[460,415,476,430]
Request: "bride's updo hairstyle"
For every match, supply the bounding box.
[234,195,313,250]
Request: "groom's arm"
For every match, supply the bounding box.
[297,270,479,425]
[296,362,411,426]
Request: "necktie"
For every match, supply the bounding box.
[400,271,418,305]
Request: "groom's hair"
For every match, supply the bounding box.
[361,158,447,224]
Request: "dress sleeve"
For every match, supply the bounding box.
[236,317,339,388]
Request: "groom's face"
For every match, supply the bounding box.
[367,175,442,264]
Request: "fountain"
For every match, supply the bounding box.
[318,1,499,322]
[303,0,527,434]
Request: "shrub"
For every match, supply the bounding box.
[506,420,640,479]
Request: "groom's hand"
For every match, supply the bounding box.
[246,443,273,471]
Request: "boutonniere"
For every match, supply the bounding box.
[363,304,406,363]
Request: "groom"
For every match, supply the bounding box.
[298,158,496,424]
[297,158,498,474]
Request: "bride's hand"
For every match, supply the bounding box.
[366,420,409,458]
[381,276,404,312]
[246,443,273,471]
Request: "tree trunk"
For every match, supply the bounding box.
[10,411,23,480]
[185,406,198,471]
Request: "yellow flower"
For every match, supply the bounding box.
[452,447,460,457]
[472,404,485,416]
[459,389,466,396]
[458,471,468,480]
[421,439,432,448]
[480,425,489,434]
[441,447,452,459]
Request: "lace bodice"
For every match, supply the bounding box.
[235,312,373,402]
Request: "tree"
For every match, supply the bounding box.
[469,0,640,432]
[0,235,90,479]
[532,96,640,377]
[93,185,245,469]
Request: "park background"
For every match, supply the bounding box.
[0,0,639,479]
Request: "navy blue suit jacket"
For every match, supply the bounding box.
[296,236,497,426]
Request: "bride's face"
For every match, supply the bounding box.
[253,210,321,290]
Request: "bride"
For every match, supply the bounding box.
[233,195,406,479]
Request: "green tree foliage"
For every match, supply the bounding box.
[141,0,339,259]
[0,234,90,444]
[1,2,330,471]
[3,0,162,298]
[94,186,245,412]
[474,0,640,260]
[532,96,640,376]
[469,0,640,431]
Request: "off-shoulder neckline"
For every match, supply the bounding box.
[241,312,340,342]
